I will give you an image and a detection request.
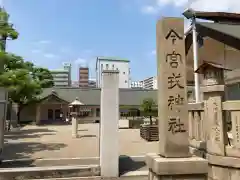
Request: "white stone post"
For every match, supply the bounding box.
[72,113,78,138]
[100,70,119,177]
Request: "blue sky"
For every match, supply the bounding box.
[3,0,237,81]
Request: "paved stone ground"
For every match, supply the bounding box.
[3,124,158,160]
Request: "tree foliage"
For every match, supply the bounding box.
[0,52,54,99]
[0,52,54,122]
[141,98,157,125]
[0,8,53,123]
[0,69,42,104]
[32,67,54,88]
[0,9,19,51]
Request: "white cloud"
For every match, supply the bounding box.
[74,57,96,78]
[0,0,3,7]
[44,53,58,58]
[83,49,93,54]
[75,58,87,66]
[150,50,156,55]
[60,47,71,54]
[190,0,240,12]
[141,5,158,14]
[156,0,188,7]
[31,49,41,54]
[142,0,240,15]
[38,40,51,44]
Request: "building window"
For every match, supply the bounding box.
[123,72,125,74]
[125,80,127,83]
[96,108,100,117]
[112,64,114,69]
[116,68,119,71]
[106,64,109,69]
[101,64,103,71]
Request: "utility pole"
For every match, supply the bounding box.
[182,8,201,103]
[192,17,200,102]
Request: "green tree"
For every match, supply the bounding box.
[32,67,54,88]
[20,61,54,88]
[0,8,18,51]
[141,98,157,125]
[0,52,54,123]
[0,69,42,122]
[0,53,25,71]
[0,8,54,124]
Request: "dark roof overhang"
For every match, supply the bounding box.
[183,9,240,23]
[185,22,240,55]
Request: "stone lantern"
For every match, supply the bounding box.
[195,61,231,156]
[195,61,231,86]
[69,97,83,138]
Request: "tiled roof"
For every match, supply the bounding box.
[39,87,157,106]
[195,61,232,74]
[197,22,240,40]
[185,22,240,54]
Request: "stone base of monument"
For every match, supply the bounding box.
[207,153,240,180]
[189,140,207,159]
[189,146,206,159]
[146,153,208,180]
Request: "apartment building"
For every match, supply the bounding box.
[142,76,157,90]
[51,63,71,87]
[79,67,89,88]
[131,81,144,89]
[96,56,131,88]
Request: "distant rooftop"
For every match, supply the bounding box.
[97,56,130,62]
[51,69,69,73]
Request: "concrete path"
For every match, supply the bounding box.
[1,156,148,175]
[3,124,157,160]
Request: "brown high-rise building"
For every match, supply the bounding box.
[79,67,89,87]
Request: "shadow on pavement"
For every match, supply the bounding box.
[119,155,146,175]
[2,142,67,162]
[5,133,56,140]
[4,127,57,141]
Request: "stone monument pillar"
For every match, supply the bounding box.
[195,61,230,156]
[100,70,119,177]
[146,17,208,180]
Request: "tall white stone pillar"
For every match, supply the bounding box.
[100,70,119,177]
[72,113,78,138]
